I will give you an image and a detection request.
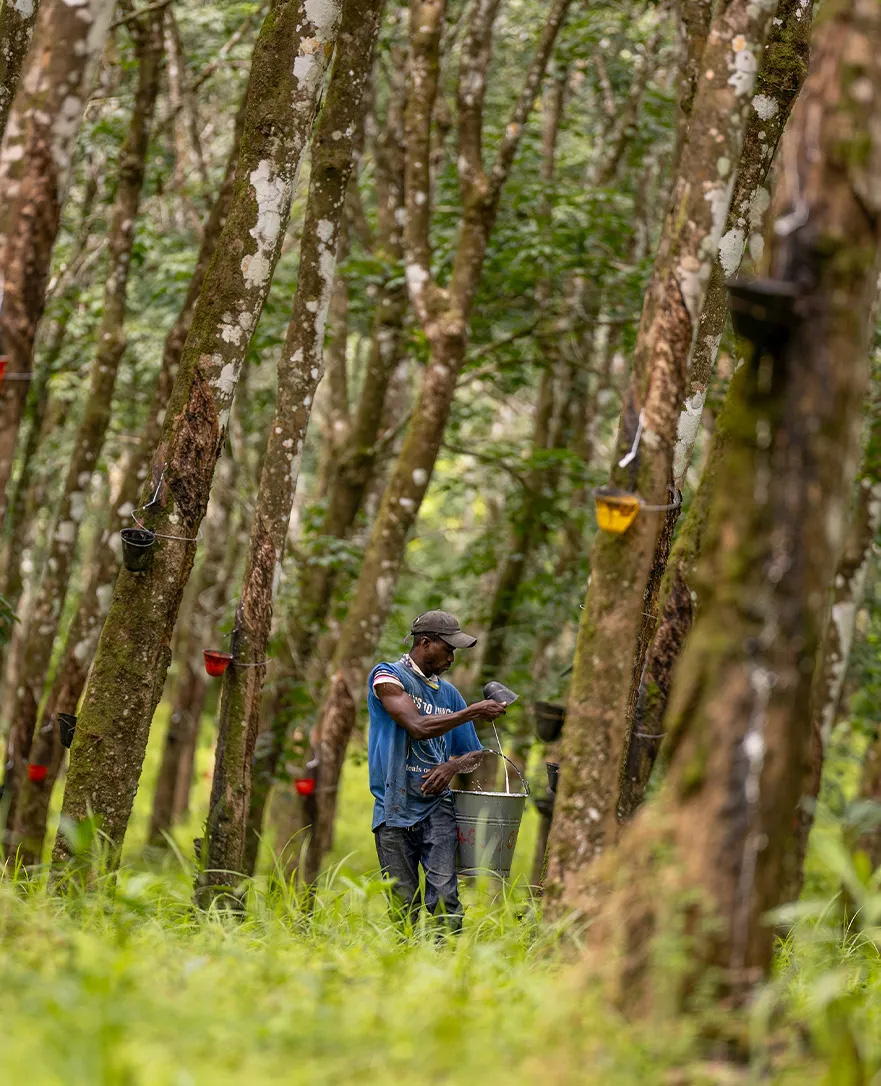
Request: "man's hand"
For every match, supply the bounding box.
[469,698,507,722]
[421,760,460,795]
[421,750,490,794]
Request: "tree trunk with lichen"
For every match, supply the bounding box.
[1,9,164,845]
[581,0,881,1008]
[7,118,243,868]
[149,455,242,849]
[672,0,712,161]
[617,0,813,823]
[303,0,574,882]
[0,0,40,140]
[620,1,817,825]
[543,0,782,914]
[0,0,116,525]
[0,150,103,614]
[196,0,380,904]
[242,19,406,878]
[51,0,341,880]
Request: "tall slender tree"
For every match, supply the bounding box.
[8,103,247,867]
[199,0,384,900]
[1,5,166,839]
[304,0,574,880]
[544,0,783,911]
[51,0,342,876]
[579,0,881,1006]
[784,398,881,897]
[618,0,813,821]
[0,0,116,523]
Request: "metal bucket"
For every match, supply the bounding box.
[451,755,528,877]
[451,789,527,877]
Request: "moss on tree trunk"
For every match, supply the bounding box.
[579,0,881,1008]
[544,0,784,913]
[51,0,341,881]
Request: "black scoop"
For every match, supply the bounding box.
[483,681,519,705]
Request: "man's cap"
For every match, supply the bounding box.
[410,610,477,649]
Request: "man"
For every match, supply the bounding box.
[368,610,507,932]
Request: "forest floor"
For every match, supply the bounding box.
[0,703,877,1085]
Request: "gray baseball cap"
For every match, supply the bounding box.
[410,610,477,649]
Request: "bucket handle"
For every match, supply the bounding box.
[481,749,530,796]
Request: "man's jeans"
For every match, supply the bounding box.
[374,796,463,933]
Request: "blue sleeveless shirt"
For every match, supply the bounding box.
[367,658,481,829]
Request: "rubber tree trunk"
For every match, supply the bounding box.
[785,405,881,896]
[617,0,814,824]
[671,0,712,161]
[198,0,383,904]
[0,0,41,139]
[0,0,116,524]
[51,0,341,880]
[1,10,165,844]
[244,24,409,878]
[475,65,570,689]
[0,141,102,607]
[303,0,574,882]
[581,0,881,1009]
[149,455,240,849]
[7,102,246,868]
[543,0,783,913]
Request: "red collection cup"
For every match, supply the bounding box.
[203,649,232,677]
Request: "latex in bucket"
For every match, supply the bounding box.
[594,486,640,534]
[452,782,527,877]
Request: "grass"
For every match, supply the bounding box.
[0,704,879,1084]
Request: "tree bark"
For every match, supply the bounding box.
[672,0,712,160]
[0,0,41,140]
[0,0,116,524]
[617,0,815,824]
[1,9,165,844]
[787,405,881,895]
[243,31,409,880]
[6,113,244,867]
[543,0,783,914]
[199,0,383,903]
[581,0,881,1007]
[149,455,241,849]
[51,0,341,880]
[303,0,574,881]
[475,65,571,688]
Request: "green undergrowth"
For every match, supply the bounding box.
[2,706,880,1084]
[0,867,703,1086]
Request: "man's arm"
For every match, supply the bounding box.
[374,684,506,741]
